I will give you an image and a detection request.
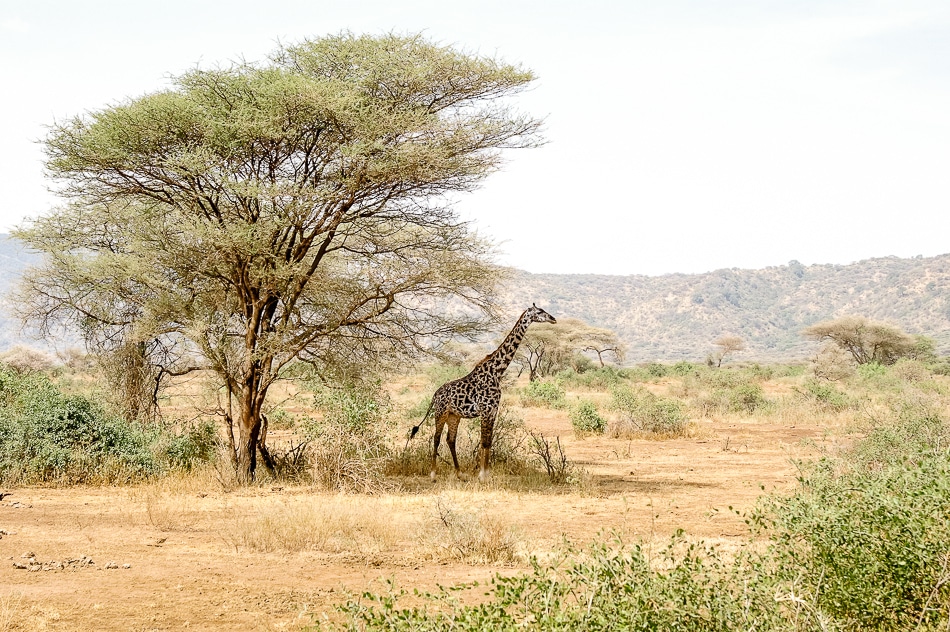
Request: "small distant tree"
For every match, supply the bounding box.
[515,318,624,380]
[803,316,918,366]
[711,335,745,368]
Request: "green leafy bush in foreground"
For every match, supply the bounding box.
[0,367,216,484]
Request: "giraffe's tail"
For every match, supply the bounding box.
[407,399,435,444]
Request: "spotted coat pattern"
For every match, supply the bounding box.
[415,304,557,481]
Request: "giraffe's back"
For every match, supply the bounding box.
[433,371,501,419]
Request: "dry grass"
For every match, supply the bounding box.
[224,496,410,558]
[0,596,59,632]
[423,494,523,565]
[0,594,23,632]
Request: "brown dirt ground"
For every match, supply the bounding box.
[0,403,834,631]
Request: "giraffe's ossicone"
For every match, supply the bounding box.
[410,304,557,482]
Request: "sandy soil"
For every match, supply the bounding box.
[0,409,830,631]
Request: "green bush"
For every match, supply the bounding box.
[755,454,950,630]
[160,421,218,471]
[728,383,769,414]
[802,378,852,412]
[669,360,699,376]
[857,361,889,381]
[306,383,394,491]
[310,383,390,435]
[519,380,566,409]
[644,362,668,378]
[610,386,688,437]
[569,400,606,435]
[0,367,215,484]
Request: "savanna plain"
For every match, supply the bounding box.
[1,356,949,631]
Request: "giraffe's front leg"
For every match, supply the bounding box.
[477,410,497,483]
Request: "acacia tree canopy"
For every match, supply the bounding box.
[712,335,745,367]
[14,32,543,482]
[802,316,919,366]
[515,318,624,381]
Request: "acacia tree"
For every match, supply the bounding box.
[711,335,745,368]
[802,316,918,365]
[14,33,542,483]
[515,318,624,380]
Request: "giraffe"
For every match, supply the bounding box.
[410,304,557,482]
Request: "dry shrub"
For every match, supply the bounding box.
[0,596,62,632]
[310,422,393,493]
[811,343,854,381]
[229,498,404,557]
[527,431,575,484]
[425,496,521,565]
[0,594,24,632]
[891,359,931,383]
[143,489,202,532]
[0,345,55,373]
[306,384,394,493]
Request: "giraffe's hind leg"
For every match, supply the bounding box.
[477,409,498,483]
[445,413,464,480]
[430,411,449,482]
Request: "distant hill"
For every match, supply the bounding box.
[1,234,947,362]
[0,235,44,350]
[499,255,950,363]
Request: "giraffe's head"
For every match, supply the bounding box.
[525,303,557,325]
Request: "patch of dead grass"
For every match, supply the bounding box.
[224,496,409,558]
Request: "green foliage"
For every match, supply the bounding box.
[755,453,950,630]
[309,384,390,436]
[160,421,219,471]
[728,383,769,414]
[644,362,668,378]
[669,360,699,376]
[774,363,807,377]
[0,367,216,484]
[569,400,606,435]
[801,379,852,412]
[519,380,566,409]
[333,535,784,631]
[848,391,950,470]
[265,407,297,430]
[610,386,688,436]
[857,361,888,381]
[555,366,627,390]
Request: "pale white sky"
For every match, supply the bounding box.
[1,1,948,275]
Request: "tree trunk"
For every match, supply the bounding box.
[234,406,262,485]
[233,382,270,484]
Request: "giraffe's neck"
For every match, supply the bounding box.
[480,312,531,377]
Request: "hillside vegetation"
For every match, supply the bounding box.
[500,255,950,361]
